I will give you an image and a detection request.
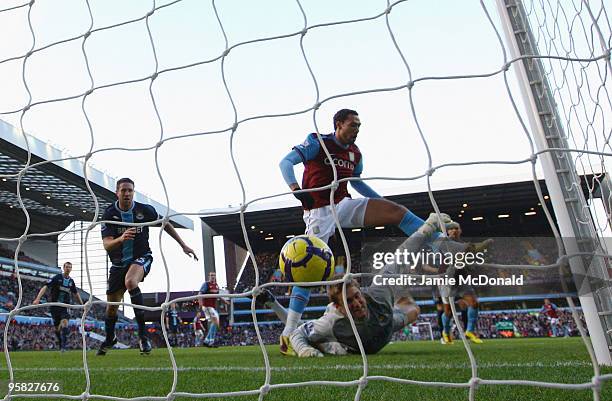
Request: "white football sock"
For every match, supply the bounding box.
[282,310,302,337]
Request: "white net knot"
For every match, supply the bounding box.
[251,286,263,298]
[83,31,91,39]
[156,140,163,148]
[146,9,155,18]
[469,377,481,389]
[259,384,270,396]
[343,273,354,282]
[591,375,602,390]
[160,302,170,312]
[529,153,537,164]
[300,28,308,37]
[358,377,368,388]
[313,102,321,110]
[425,167,436,177]
[151,72,159,81]
[222,49,231,57]
[80,391,90,401]
[406,80,414,90]
[502,61,511,72]
[18,234,26,245]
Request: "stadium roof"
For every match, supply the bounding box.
[0,119,193,237]
[200,178,587,249]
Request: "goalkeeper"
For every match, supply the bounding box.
[289,212,486,356]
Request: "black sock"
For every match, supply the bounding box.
[61,327,69,348]
[129,288,146,338]
[461,309,468,329]
[105,315,117,342]
[436,310,443,334]
[55,329,62,348]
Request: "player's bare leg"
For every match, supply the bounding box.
[363,198,408,226]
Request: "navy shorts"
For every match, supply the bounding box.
[107,254,153,295]
[50,306,70,327]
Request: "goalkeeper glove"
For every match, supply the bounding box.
[318,341,348,355]
[298,346,324,358]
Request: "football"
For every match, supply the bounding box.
[279,235,335,283]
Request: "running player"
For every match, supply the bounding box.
[540,298,561,337]
[199,272,229,347]
[33,262,83,351]
[97,177,198,356]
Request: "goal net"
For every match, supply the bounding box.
[0,0,611,400]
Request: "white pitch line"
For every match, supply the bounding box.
[2,360,593,373]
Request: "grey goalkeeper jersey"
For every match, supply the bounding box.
[290,286,396,355]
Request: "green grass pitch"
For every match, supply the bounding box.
[1,337,610,400]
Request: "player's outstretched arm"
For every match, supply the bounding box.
[32,285,47,305]
[163,223,198,260]
[75,292,84,305]
[350,158,381,198]
[280,149,315,209]
[290,310,340,357]
[71,281,84,305]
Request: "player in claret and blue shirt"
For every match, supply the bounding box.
[97,177,198,356]
[275,109,456,355]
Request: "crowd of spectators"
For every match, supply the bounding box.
[234,252,286,296]
[0,244,47,266]
[0,274,44,315]
[160,322,284,348]
[0,271,111,321]
[0,321,140,351]
[394,308,586,342]
[3,307,587,352]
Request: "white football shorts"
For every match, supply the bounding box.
[303,197,369,243]
[202,306,219,321]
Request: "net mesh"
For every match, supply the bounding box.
[0,0,611,400]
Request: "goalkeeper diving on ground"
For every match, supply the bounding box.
[260,212,491,357]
